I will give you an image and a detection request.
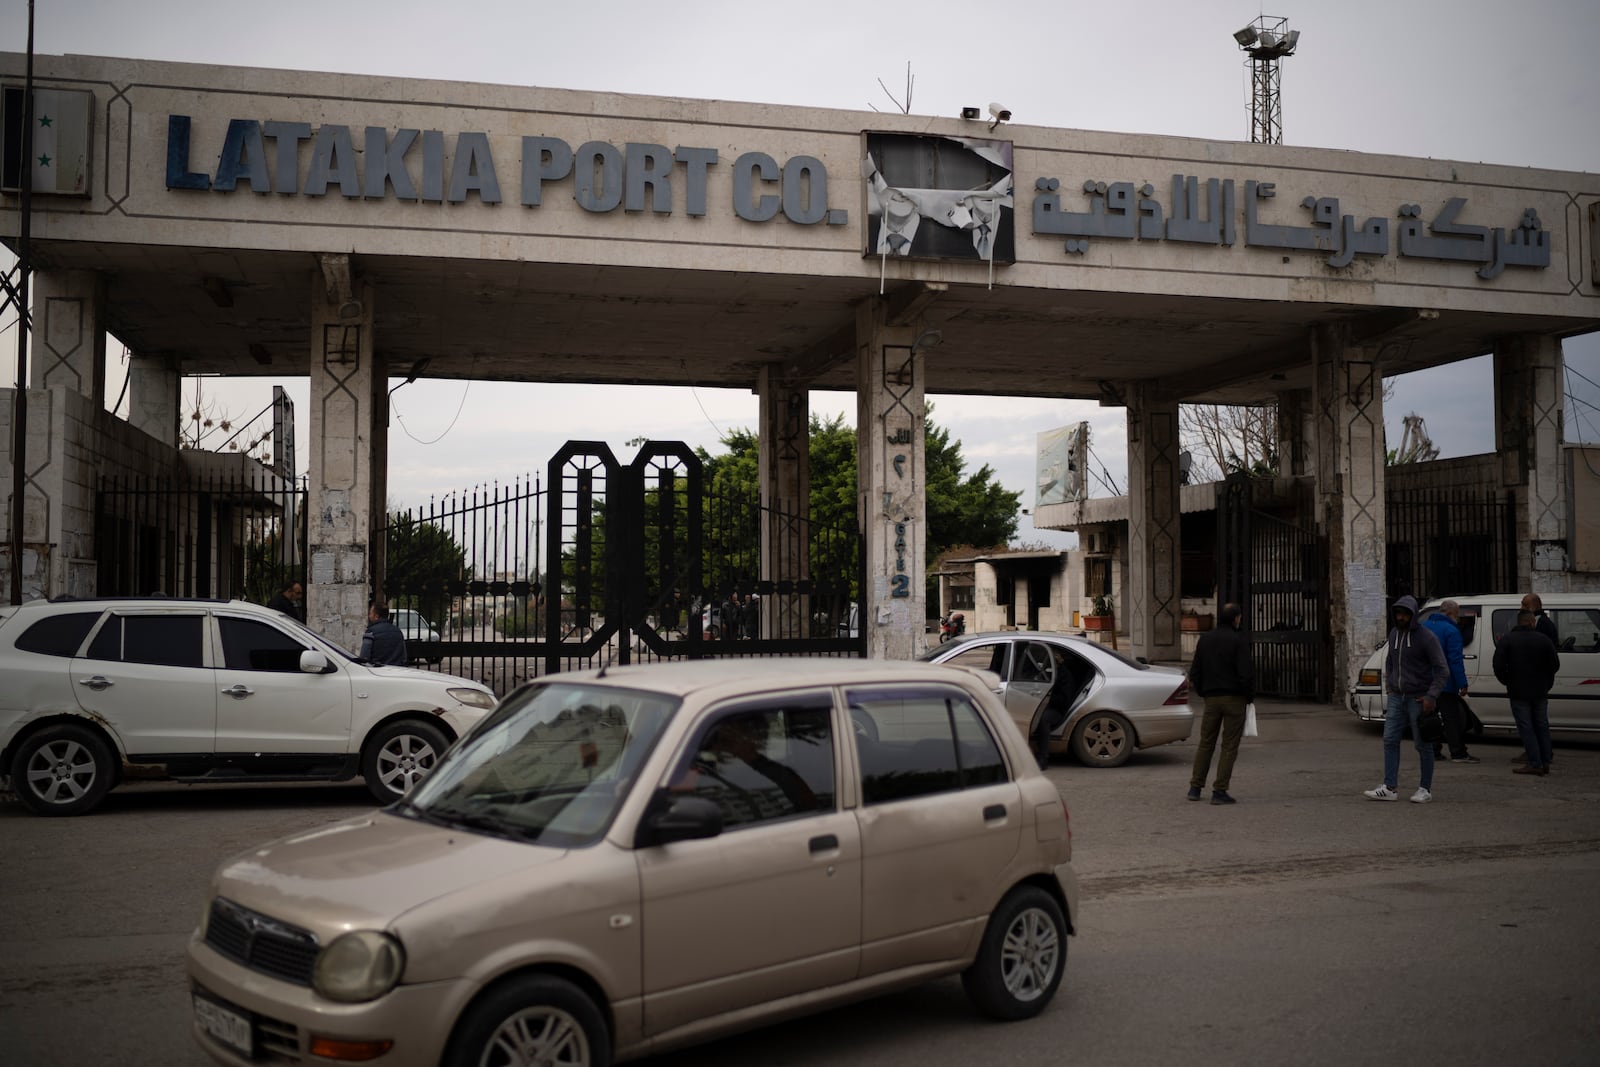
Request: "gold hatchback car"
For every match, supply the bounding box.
[187,658,1079,1067]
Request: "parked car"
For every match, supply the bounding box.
[0,597,497,815]
[1351,593,1600,732]
[186,658,1078,1067]
[390,607,443,665]
[922,631,1192,767]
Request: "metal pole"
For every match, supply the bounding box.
[9,0,36,604]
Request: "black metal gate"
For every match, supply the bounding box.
[95,467,306,602]
[1216,473,1331,701]
[379,441,863,691]
[1385,487,1517,603]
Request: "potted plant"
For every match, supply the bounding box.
[1181,608,1214,632]
[1084,594,1114,631]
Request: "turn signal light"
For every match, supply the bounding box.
[308,1036,394,1062]
[1358,668,1381,688]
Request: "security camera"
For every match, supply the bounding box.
[987,103,1011,131]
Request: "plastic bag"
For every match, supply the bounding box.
[1243,702,1258,738]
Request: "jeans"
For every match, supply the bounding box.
[1509,697,1553,769]
[1190,695,1247,791]
[1383,693,1435,791]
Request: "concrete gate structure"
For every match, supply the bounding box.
[3,53,1598,702]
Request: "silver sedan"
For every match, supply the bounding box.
[922,632,1193,767]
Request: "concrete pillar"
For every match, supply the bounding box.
[855,299,923,659]
[756,365,809,638]
[1125,383,1182,662]
[1494,334,1568,592]
[31,270,107,406]
[1275,388,1314,478]
[1312,325,1386,704]
[306,268,376,653]
[127,353,180,446]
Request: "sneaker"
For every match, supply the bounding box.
[1451,755,1481,764]
[1186,787,1202,802]
[1513,764,1549,776]
[1410,787,1433,804]
[1210,790,1236,805]
[1363,785,1400,801]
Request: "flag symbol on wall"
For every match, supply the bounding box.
[2,86,92,195]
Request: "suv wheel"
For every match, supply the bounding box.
[961,885,1067,1020]
[362,719,449,804]
[12,724,115,817]
[446,974,610,1067]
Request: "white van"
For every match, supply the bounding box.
[1351,593,1600,734]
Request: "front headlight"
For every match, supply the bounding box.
[312,931,405,1003]
[447,687,496,710]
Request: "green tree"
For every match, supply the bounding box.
[384,514,468,627]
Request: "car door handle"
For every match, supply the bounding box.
[221,684,254,699]
[983,804,1007,821]
[77,676,113,691]
[809,834,839,854]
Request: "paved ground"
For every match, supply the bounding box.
[1,699,1596,1066]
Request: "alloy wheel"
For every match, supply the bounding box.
[25,739,98,805]
[479,1005,591,1067]
[999,906,1060,1002]
[376,734,440,795]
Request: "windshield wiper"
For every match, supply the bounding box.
[435,808,544,842]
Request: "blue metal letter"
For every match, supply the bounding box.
[733,152,779,222]
[574,141,623,212]
[165,115,210,191]
[520,136,572,207]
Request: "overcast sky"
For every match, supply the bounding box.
[3,0,1598,546]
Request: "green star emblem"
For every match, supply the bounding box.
[38,114,53,128]
[37,153,52,168]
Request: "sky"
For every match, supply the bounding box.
[3,0,1599,548]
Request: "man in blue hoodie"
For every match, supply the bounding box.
[1422,600,1478,764]
[1364,595,1449,803]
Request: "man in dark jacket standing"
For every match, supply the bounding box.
[1365,595,1448,803]
[1494,609,1561,777]
[360,603,409,666]
[1186,602,1253,805]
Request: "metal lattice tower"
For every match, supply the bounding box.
[1234,15,1299,145]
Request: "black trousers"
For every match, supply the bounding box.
[1436,691,1470,758]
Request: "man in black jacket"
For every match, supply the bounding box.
[1494,609,1561,777]
[360,603,409,666]
[1186,602,1253,805]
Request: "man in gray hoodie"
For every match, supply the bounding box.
[1364,595,1449,803]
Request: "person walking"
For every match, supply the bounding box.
[1422,599,1479,764]
[360,603,409,666]
[1364,595,1448,803]
[1186,602,1253,806]
[1493,609,1560,777]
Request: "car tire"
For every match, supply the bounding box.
[12,723,115,817]
[444,974,611,1067]
[961,885,1067,1021]
[361,719,450,804]
[1070,710,1133,768]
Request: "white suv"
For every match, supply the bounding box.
[0,597,497,816]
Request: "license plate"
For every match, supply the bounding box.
[194,992,254,1058]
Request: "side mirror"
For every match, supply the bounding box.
[635,792,723,848]
[300,650,330,674]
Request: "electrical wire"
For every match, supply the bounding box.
[393,377,472,446]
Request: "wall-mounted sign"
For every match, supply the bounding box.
[165,116,849,226]
[1036,422,1088,507]
[862,133,1014,267]
[1033,173,1551,280]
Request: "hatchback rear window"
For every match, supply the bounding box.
[15,611,102,657]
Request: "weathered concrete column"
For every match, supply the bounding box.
[306,262,376,653]
[31,270,107,405]
[757,365,809,638]
[855,299,923,659]
[1312,325,1386,704]
[1494,334,1568,592]
[1125,383,1182,663]
[127,353,180,446]
[1275,388,1314,477]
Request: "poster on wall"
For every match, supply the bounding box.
[862,132,1015,266]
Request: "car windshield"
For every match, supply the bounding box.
[401,681,678,847]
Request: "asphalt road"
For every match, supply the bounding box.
[2,702,1597,1066]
